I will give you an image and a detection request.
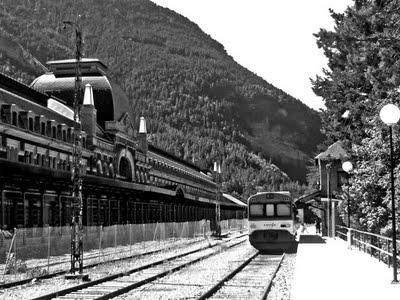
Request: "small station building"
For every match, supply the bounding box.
[295,141,350,236]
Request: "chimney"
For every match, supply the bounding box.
[138,116,148,153]
[81,83,97,143]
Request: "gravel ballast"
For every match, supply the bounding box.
[267,253,296,300]
[0,235,243,299]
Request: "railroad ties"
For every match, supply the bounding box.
[30,235,247,300]
[198,253,285,300]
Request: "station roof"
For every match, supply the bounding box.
[315,141,349,161]
[47,58,108,76]
[223,193,247,207]
[294,190,321,204]
[30,59,131,129]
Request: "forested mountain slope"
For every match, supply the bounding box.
[0,0,322,198]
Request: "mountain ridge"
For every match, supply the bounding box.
[0,0,322,198]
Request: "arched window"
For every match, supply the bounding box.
[96,159,103,175]
[102,162,109,177]
[119,157,132,181]
[67,128,72,142]
[109,163,114,178]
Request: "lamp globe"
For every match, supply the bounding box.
[380,104,400,125]
[342,161,353,173]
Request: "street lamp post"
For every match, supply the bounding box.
[63,20,85,277]
[342,161,353,228]
[379,103,400,284]
[326,163,332,237]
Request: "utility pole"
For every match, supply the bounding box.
[63,20,86,278]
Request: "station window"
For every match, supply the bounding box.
[62,130,66,142]
[18,115,26,129]
[52,126,56,139]
[41,122,45,135]
[0,107,7,123]
[12,112,17,126]
[29,118,34,131]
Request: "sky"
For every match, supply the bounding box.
[151,0,353,111]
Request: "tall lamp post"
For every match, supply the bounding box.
[342,161,353,228]
[379,103,400,284]
[214,162,222,237]
[63,20,85,278]
[326,163,332,237]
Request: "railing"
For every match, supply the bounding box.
[336,225,400,268]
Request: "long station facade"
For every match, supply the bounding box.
[0,58,245,230]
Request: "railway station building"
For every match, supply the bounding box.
[0,58,245,230]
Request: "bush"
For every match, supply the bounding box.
[5,253,27,274]
[28,266,48,278]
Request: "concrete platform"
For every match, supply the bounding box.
[291,233,400,300]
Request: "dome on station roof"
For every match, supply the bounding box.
[30,58,132,129]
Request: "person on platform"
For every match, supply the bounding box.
[315,218,321,234]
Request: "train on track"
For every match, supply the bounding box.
[248,191,298,252]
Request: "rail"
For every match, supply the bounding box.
[336,225,400,268]
[31,235,247,300]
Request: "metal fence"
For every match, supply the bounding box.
[0,218,247,283]
[336,225,400,268]
[220,218,247,233]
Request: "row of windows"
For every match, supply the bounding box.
[1,108,214,198]
[21,150,85,172]
[0,105,87,147]
[148,157,214,190]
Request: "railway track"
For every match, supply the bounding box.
[198,252,285,300]
[29,235,247,300]
[0,235,218,289]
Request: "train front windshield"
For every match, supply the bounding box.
[249,203,292,220]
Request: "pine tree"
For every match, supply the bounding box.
[312,0,400,233]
